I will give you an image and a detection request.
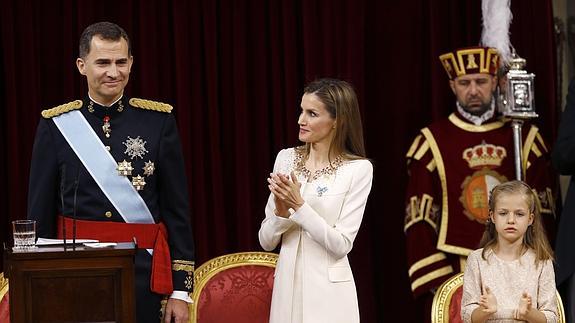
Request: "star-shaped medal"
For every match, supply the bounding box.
[117,160,133,176]
[132,175,146,191]
[143,161,155,176]
[123,136,148,160]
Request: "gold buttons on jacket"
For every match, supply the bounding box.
[105,211,112,218]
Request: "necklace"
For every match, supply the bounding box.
[294,150,344,181]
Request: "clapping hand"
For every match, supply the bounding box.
[516,292,532,320]
[268,173,289,217]
[267,172,304,211]
[479,286,497,315]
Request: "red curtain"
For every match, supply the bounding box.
[0,0,557,321]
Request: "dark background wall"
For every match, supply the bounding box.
[0,1,558,321]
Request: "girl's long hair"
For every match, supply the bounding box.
[480,180,554,263]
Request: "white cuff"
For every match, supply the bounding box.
[170,290,193,304]
[270,213,294,230]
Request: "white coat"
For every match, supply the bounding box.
[259,148,373,323]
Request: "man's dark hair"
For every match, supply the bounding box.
[79,22,131,58]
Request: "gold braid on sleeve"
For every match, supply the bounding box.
[172,260,195,273]
[173,260,194,290]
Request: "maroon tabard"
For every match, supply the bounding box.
[404,113,556,298]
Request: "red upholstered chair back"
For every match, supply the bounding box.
[0,273,9,323]
[190,252,278,323]
[431,272,566,323]
[431,272,464,323]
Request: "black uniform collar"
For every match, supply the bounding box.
[84,95,127,119]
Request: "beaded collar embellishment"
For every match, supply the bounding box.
[293,150,344,182]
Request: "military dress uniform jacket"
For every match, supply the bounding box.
[404,112,556,298]
[27,96,195,321]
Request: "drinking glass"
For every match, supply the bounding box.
[12,219,36,250]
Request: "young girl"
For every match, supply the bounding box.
[461,180,557,322]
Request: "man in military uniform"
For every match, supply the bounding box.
[27,22,194,323]
[403,46,557,322]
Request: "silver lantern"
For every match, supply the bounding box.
[499,55,538,181]
[502,56,538,119]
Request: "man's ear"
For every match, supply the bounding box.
[76,58,86,75]
[491,75,498,92]
[449,80,456,94]
[127,55,134,72]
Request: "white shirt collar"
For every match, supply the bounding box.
[456,99,495,126]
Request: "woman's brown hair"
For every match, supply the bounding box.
[296,78,366,162]
[480,180,554,263]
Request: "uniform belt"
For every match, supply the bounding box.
[57,216,173,295]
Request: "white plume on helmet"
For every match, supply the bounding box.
[481,0,513,65]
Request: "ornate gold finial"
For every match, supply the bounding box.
[41,100,83,118]
[129,98,173,113]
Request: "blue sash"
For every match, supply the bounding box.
[53,110,155,225]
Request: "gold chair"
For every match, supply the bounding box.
[0,272,9,322]
[431,272,565,323]
[190,251,278,323]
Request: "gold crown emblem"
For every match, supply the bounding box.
[439,46,499,80]
[462,141,507,169]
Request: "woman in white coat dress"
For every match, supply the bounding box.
[259,78,373,323]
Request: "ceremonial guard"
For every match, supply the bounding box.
[403,46,557,321]
[27,22,194,322]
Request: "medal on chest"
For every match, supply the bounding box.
[115,136,155,191]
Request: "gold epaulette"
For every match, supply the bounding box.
[129,98,173,113]
[41,100,83,118]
